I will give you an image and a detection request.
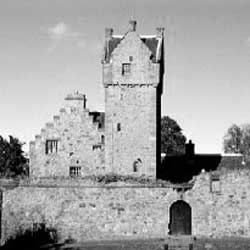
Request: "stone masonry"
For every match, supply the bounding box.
[2,20,250,246]
[29,92,105,178]
[2,169,250,244]
[102,20,164,177]
[29,20,164,179]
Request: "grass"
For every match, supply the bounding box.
[39,237,250,250]
[2,234,250,250]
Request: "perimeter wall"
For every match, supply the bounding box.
[1,169,250,244]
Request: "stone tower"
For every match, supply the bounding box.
[102,20,164,178]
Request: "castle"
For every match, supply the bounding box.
[29,20,164,179]
[1,20,250,246]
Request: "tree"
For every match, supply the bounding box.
[223,124,242,154]
[223,123,250,161]
[161,116,187,155]
[0,135,28,178]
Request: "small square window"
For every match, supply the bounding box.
[122,63,131,76]
[45,140,58,154]
[117,123,121,132]
[129,56,133,62]
[69,166,81,177]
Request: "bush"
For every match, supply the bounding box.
[1,224,57,250]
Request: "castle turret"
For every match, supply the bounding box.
[102,20,165,178]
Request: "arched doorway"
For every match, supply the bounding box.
[169,200,191,235]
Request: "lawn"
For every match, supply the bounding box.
[40,237,250,250]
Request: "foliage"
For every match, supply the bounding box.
[161,116,187,155]
[223,123,250,161]
[0,135,28,178]
[1,224,57,250]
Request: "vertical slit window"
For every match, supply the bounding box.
[101,135,105,144]
[117,123,121,132]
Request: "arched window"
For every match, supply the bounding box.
[133,161,138,172]
[133,158,142,172]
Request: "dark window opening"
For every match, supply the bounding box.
[101,135,105,144]
[122,63,131,76]
[45,140,58,154]
[93,144,102,150]
[133,158,142,172]
[129,56,133,62]
[133,162,138,172]
[69,166,81,177]
[117,123,121,132]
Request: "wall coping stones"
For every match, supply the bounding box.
[0,177,194,190]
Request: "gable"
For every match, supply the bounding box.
[103,33,161,63]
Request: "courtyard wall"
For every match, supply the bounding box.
[2,169,250,244]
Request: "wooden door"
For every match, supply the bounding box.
[169,200,191,235]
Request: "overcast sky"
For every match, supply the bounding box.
[1,0,250,153]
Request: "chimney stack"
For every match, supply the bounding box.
[185,140,195,156]
[129,20,137,32]
[156,27,164,38]
[105,28,113,40]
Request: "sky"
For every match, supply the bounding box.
[1,0,250,153]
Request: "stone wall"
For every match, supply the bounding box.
[2,169,250,244]
[29,92,105,178]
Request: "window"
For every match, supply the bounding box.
[45,140,58,154]
[117,123,121,132]
[210,174,221,193]
[133,158,142,173]
[122,63,131,76]
[133,161,138,172]
[129,56,133,62]
[69,166,81,177]
[101,135,105,144]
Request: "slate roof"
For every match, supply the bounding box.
[103,36,161,63]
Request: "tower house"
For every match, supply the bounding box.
[102,20,164,177]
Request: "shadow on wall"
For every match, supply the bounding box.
[1,224,57,250]
[159,140,222,183]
